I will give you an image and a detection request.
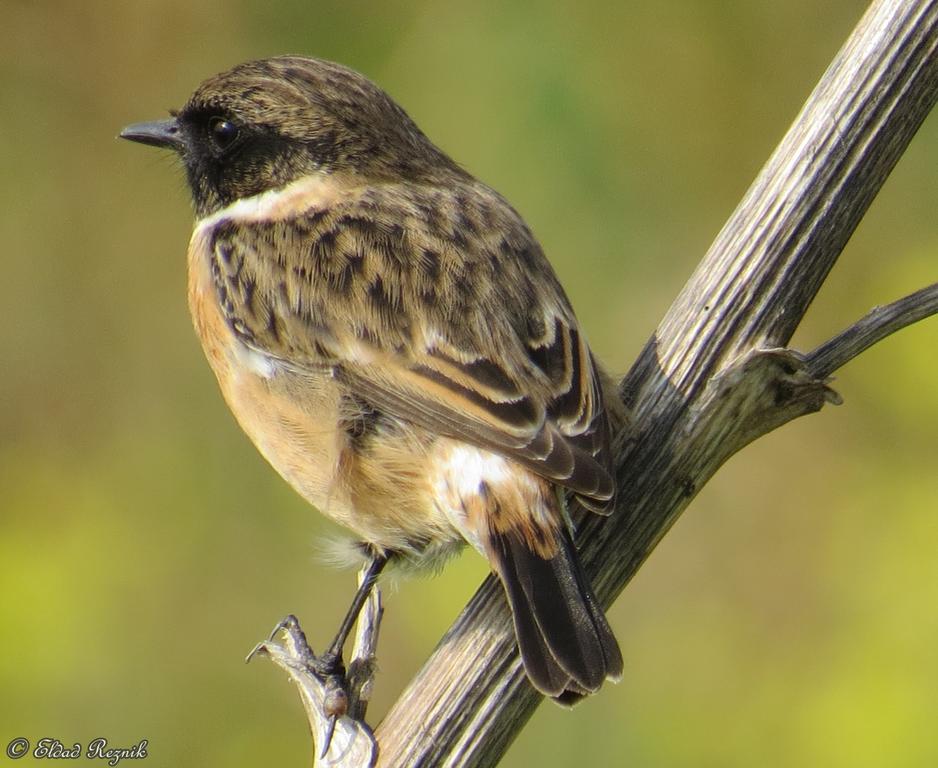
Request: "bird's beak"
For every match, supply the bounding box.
[119,118,185,152]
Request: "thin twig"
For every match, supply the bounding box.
[806,282,938,377]
[347,568,384,722]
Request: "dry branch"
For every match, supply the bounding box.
[259,1,938,766]
[806,281,938,376]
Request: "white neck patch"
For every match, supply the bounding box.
[192,172,346,236]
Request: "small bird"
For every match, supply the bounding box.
[121,56,623,702]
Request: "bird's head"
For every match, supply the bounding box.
[121,56,457,217]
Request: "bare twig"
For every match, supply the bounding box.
[806,282,938,377]
[347,569,384,723]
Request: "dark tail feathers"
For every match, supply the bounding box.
[490,526,622,701]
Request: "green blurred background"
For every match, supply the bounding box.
[3,1,937,766]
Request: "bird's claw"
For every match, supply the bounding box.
[315,656,350,757]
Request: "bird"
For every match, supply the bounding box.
[121,55,623,703]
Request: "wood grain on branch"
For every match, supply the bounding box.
[265,1,938,765]
[373,2,938,766]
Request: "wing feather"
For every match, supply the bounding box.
[204,179,616,511]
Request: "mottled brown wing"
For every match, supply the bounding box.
[205,180,615,511]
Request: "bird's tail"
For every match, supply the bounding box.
[488,520,622,701]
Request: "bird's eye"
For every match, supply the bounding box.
[208,117,240,151]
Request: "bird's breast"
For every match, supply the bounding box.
[185,220,351,521]
[183,213,459,556]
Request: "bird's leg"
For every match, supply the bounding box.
[310,551,388,757]
[312,551,389,680]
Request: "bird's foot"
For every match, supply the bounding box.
[248,614,367,763]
